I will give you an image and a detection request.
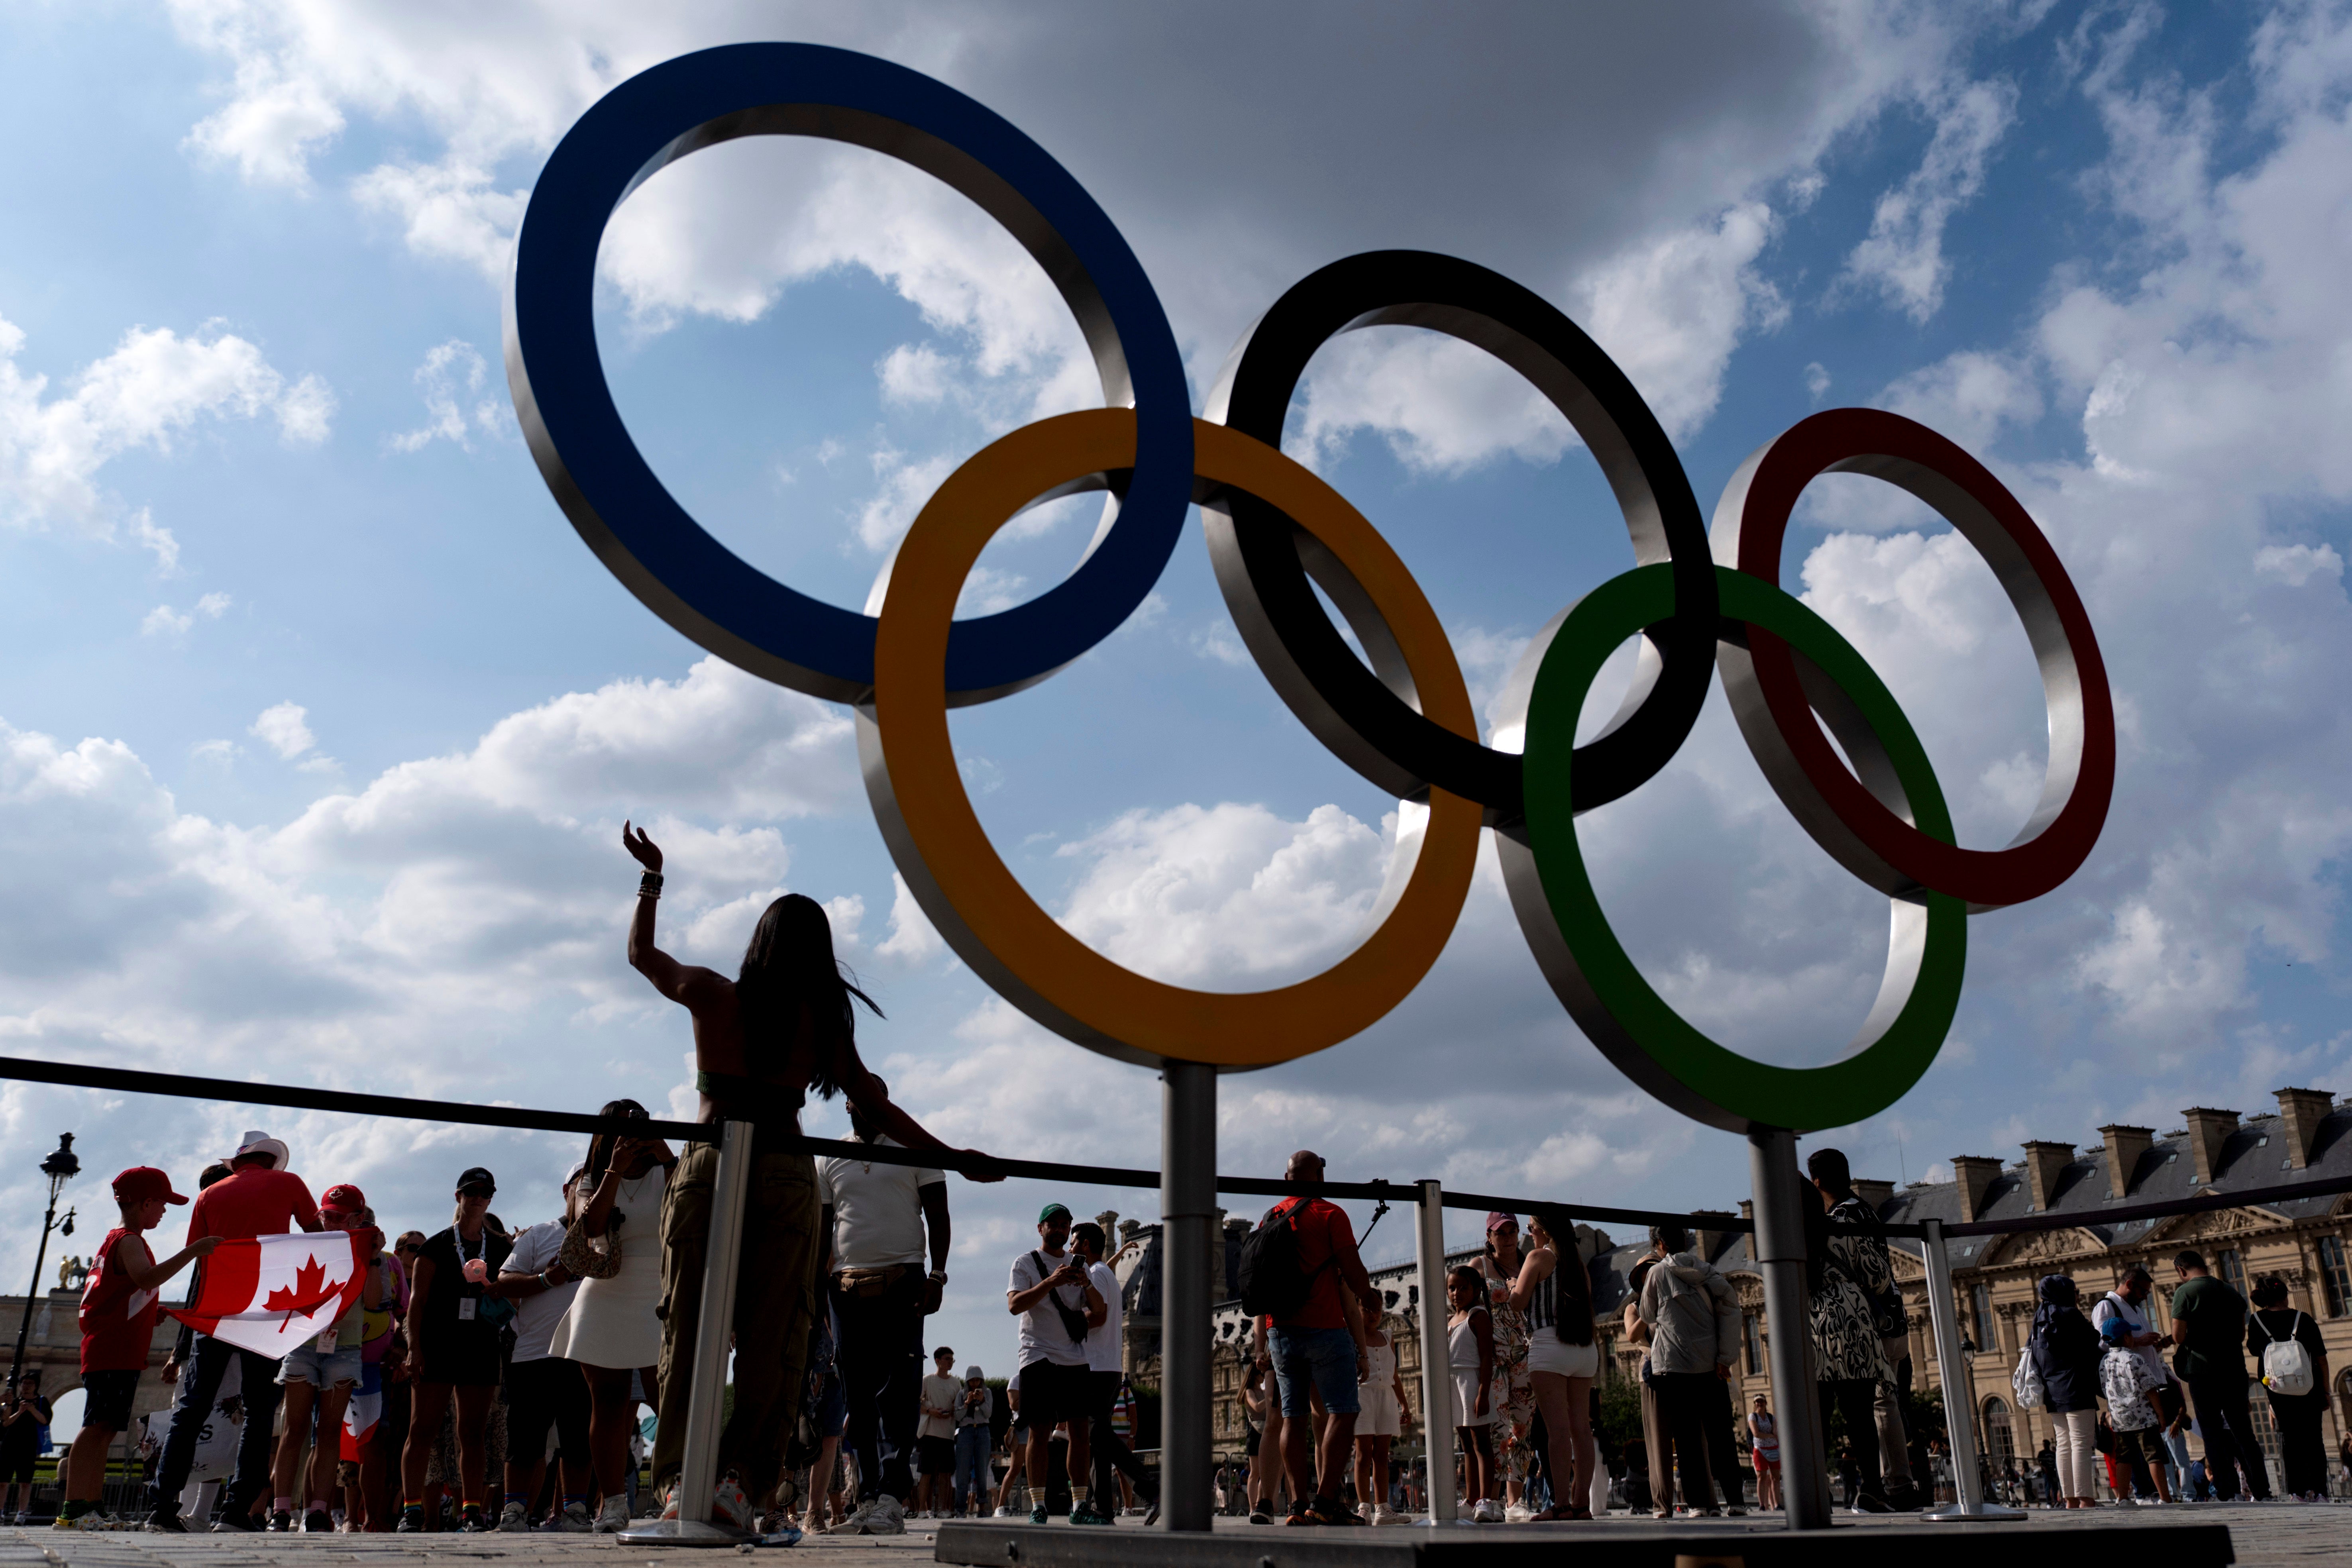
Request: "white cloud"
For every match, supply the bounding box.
[352,158,529,281]
[389,340,508,453]
[249,700,316,758]
[2252,543,2343,589]
[141,594,230,640]
[853,445,959,554]
[874,872,944,964]
[1840,77,2018,322]
[0,314,333,536]
[1286,202,1785,475]
[1053,801,1389,987]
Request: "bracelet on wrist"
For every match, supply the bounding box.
[638,870,664,899]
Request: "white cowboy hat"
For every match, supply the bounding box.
[231,1130,290,1168]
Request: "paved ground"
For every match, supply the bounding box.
[4,1503,2346,1566]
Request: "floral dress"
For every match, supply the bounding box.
[1474,1252,1535,1483]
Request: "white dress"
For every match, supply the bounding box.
[1358,1340,1401,1438]
[1450,1312,1496,1428]
[547,1164,668,1370]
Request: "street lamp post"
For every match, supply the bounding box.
[9,1135,80,1391]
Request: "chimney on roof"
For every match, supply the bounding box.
[1852,1177,1896,1215]
[2273,1087,2334,1170]
[2098,1125,2154,1200]
[1950,1156,2003,1223]
[2181,1108,2240,1186]
[1694,1210,1740,1262]
[2020,1142,2075,1212]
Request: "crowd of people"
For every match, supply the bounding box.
[2023,1249,2337,1505]
[31,830,1004,1541]
[16,829,2349,1535]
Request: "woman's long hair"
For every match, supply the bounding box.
[1533,1205,1596,1346]
[736,893,882,1101]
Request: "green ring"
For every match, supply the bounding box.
[1518,563,1965,1132]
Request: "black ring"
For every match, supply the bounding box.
[1203,250,1717,821]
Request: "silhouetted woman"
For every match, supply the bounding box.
[621,823,994,1529]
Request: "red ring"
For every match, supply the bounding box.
[1714,408,2114,910]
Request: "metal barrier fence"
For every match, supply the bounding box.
[8,1054,2348,1534]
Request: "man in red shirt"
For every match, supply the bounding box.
[145,1131,322,1534]
[1264,1150,1377,1526]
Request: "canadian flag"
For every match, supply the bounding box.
[167,1231,366,1358]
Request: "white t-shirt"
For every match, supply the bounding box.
[1086,1260,1123,1374]
[2092,1290,2167,1384]
[505,1219,580,1364]
[1007,1248,1092,1369]
[817,1136,945,1270]
[919,1372,960,1440]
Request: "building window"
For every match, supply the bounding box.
[2246,1381,2281,1473]
[2319,1236,2350,1318]
[1743,1313,1763,1376]
[1971,1283,1997,1353]
[2218,1248,2246,1297]
[1982,1397,2015,1473]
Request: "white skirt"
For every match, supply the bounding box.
[547,1168,667,1371]
[1358,1380,1400,1438]
[1526,1334,1599,1379]
[1451,1367,1496,1427]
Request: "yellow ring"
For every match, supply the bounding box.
[864,410,1481,1068]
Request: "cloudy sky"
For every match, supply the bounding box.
[5,0,2352,1402]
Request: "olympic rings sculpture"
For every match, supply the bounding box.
[507,44,2114,1133]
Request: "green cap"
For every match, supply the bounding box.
[1038,1202,1072,1224]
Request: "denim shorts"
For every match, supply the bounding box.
[1269,1324,1359,1418]
[279,1341,363,1388]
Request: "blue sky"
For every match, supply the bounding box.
[5,0,2352,1403]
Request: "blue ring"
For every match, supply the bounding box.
[505,43,1192,703]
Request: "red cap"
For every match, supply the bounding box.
[114,1168,188,1206]
[321,1183,366,1215]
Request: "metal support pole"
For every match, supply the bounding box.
[1158,1062,1215,1531]
[1412,1180,1457,1524]
[8,1179,61,1389]
[1920,1217,2021,1522]
[623,1118,754,1546]
[1749,1127,1832,1529]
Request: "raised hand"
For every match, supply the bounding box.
[623,820,663,873]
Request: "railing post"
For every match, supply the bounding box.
[1749,1127,1832,1529]
[624,1119,753,1544]
[1412,1179,1457,1524]
[1921,1217,2021,1521]
[1158,1062,1216,1531]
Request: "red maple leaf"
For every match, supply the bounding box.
[262,1255,344,1325]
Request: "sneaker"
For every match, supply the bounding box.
[593,1495,630,1534]
[1144,1499,1160,1526]
[993,1505,1016,1518]
[1724,1504,1747,1516]
[1651,1507,1671,1519]
[1851,1491,1894,1515]
[556,1500,592,1533]
[50,1513,84,1531]
[265,1508,293,1532]
[496,1499,529,1532]
[1306,1497,1367,1527]
[459,1504,491,1533]
[1029,1504,1050,1525]
[1249,1508,1271,1525]
[145,1504,188,1534]
[1069,1501,1113,1526]
[756,1521,806,1548]
[396,1505,425,1533]
[1285,1501,1315,1526]
[863,1496,907,1535]
[712,1478,754,1533]
[1474,1498,1504,1523]
[1504,1501,1533,1523]
[214,1507,262,1533]
[303,1508,333,1533]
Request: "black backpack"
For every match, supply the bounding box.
[1237,1200,1332,1321]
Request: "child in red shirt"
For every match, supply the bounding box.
[56,1170,218,1529]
